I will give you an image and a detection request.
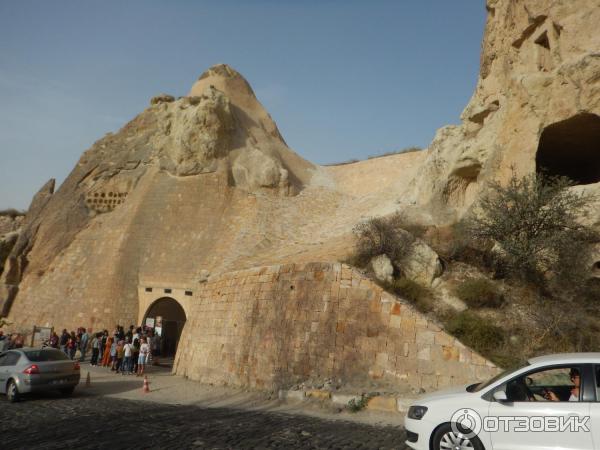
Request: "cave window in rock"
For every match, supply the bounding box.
[534,31,552,71]
[536,113,600,185]
[144,297,186,358]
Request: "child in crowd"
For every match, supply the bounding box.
[110,338,118,370]
[115,340,125,373]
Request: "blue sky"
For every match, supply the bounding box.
[0,1,486,209]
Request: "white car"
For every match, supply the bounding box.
[404,353,600,450]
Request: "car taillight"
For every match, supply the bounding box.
[74,362,80,370]
[23,364,40,375]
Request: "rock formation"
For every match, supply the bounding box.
[411,0,600,224]
[1,0,598,391]
[0,64,319,328]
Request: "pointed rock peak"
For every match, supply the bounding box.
[189,63,286,146]
[190,63,256,101]
[198,64,245,82]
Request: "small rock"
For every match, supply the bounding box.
[371,254,394,283]
[198,269,211,283]
[150,93,175,105]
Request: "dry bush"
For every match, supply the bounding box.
[352,213,415,271]
[455,278,504,308]
[0,208,25,218]
[466,171,599,292]
[444,311,505,363]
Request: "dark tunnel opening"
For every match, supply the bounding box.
[536,113,600,185]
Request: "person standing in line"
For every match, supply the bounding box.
[80,328,90,362]
[67,335,77,360]
[0,331,6,352]
[126,325,134,343]
[132,327,140,346]
[90,333,100,366]
[110,338,118,371]
[132,338,140,374]
[14,334,24,348]
[59,329,69,355]
[137,337,150,376]
[115,340,125,373]
[101,336,113,367]
[48,331,59,349]
[99,330,107,359]
[146,332,153,365]
[122,338,133,375]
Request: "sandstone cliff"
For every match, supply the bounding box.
[3,0,599,331]
[411,0,600,224]
[0,64,325,327]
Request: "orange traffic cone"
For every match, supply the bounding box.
[143,375,150,393]
[85,371,91,387]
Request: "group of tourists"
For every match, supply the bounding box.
[42,324,161,376]
[95,325,161,377]
[0,331,25,352]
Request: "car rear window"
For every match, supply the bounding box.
[24,349,70,362]
[0,352,21,366]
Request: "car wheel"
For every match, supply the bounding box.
[59,386,75,397]
[432,423,484,450]
[6,379,20,403]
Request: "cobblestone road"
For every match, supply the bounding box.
[0,394,408,450]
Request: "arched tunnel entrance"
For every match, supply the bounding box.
[144,297,186,357]
[536,113,600,184]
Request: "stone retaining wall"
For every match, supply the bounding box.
[174,262,498,391]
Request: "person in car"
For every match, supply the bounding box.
[544,368,580,401]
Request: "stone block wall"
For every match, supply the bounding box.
[174,262,498,391]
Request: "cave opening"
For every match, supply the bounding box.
[536,113,600,185]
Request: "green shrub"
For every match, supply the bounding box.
[384,278,433,313]
[445,311,504,356]
[439,222,506,278]
[467,171,599,291]
[455,279,504,308]
[347,394,372,412]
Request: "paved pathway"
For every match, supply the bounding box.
[1,394,408,449]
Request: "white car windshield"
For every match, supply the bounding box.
[471,362,530,392]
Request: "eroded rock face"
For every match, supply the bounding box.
[2,2,597,359]
[0,64,317,326]
[0,232,19,276]
[232,148,289,192]
[411,0,600,223]
[156,87,236,176]
[0,179,54,316]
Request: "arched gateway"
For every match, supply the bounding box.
[143,297,187,357]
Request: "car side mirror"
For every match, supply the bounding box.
[493,390,509,402]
